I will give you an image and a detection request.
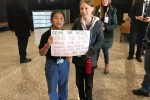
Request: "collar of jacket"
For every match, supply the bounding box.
[98,5,116,14]
[80,16,100,30]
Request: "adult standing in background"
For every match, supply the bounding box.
[6,0,34,63]
[132,21,150,97]
[127,0,150,62]
[94,0,118,74]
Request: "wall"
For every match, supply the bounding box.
[93,0,100,6]
[111,0,133,24]
[1,0,134,24]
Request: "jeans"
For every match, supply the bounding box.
[45,59,70,100]
[75,65,94,100]
[140,48,150,93]
[96,48,109,64]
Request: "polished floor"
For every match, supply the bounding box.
[0,23,149,100]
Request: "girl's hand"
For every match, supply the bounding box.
[47,36,53,47]
[66,56,71,61]
[102,27,105,31]
[86,53,90,58]
[143,50,146,54]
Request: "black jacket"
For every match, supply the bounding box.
[71,17,104,66]
[94,5,118,48]
[129,0,150,31]
[6,0,34,37]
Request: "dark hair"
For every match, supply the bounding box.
[50,9,65,21]
[79,0,94,7]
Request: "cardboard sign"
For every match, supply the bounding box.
[51,30,90,56]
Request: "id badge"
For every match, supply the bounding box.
[57,59,64,64]
[104,16,109,23]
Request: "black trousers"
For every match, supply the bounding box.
[129,23,147,57]
[75,65,94,100]
[17,37,29,61]
[141,48,150,92]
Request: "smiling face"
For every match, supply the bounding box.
[51,12,65,30]
[80,2,94,20]
[101,0,110,6]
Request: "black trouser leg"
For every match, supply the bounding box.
[136,37,143,58]
[85,67,94,100]
[136,26,146,58]
[75,66,86,99]
[75,65,94,100]
[17,37,29,61]
[136,22,148,57]
[141,48,150,91]
[129,31,138,56]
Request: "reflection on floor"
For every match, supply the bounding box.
[0,23,149,100]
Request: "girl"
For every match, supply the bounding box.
[38,9,70,100]
[71,0,104,100]
[94,0,118,74]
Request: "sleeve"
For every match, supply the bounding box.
[22,1,34,31]
[38,34,47,49]
[104,10,118,32]
[87,22,105,56]
[6,4,14,31]
[128,3,137,20]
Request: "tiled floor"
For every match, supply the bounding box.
[0,23,149,100]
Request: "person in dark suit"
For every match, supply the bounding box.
[127,0,150,62]
[6,0,34,63]
[132,21,150,97]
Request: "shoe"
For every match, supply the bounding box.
[136,57,142,62]
[127,55,133,60]
[80,98,86,100]
[104,64,109,74]
[20,58,32,63]
[132,89,149,97]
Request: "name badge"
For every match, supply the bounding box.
[104,16,109,23]
[57,59,64,64]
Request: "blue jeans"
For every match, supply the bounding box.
[45,59,70,100]
[140,48,150,93]
[96,48,109,64]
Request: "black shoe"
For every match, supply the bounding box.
[104,72,109,74]
[136,57,142,62]
[80,98,86,100]
[20,58,32,63]
[127,55,133,60]
[132,89,149,97]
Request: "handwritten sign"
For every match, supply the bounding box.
[51,30,90,56]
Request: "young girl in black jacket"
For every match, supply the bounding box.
[71,0,104,100]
